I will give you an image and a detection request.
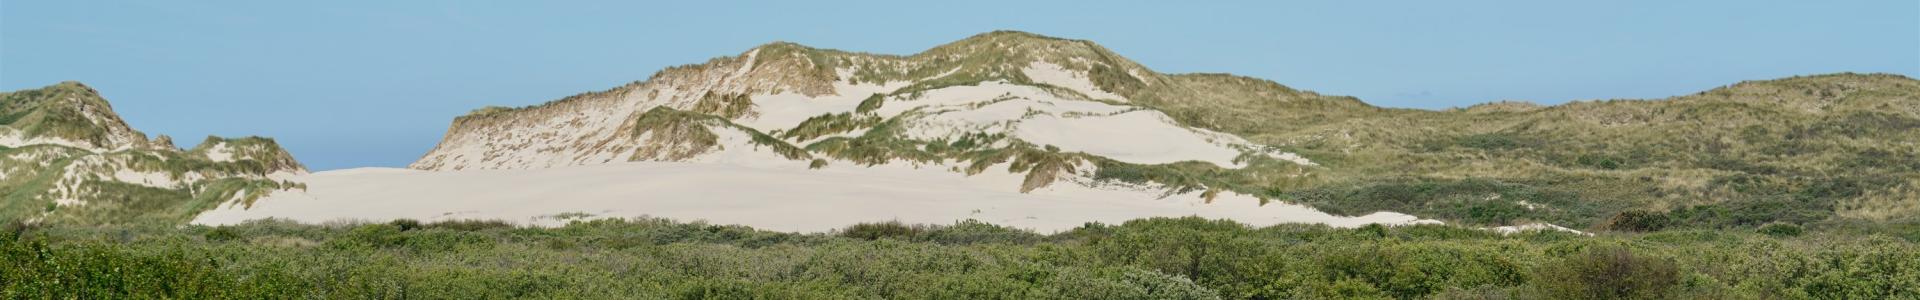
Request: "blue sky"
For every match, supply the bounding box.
[4,1,1916,170]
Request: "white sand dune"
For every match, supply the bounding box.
[304,55,1363,233]
[194,161,1429,233]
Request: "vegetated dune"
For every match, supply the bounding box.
[203,32,1412,232]
[1,82,308,226]
[192,160,1429,232]
[193,32,1920,235]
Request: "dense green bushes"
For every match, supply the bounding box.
[4,217,1915,299]
[840,220,921,240]
[1531,246,1680,299]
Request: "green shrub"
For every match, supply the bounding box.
[841,221,921,240]
[389,219,421,231]
[338,224,406,248]
[1756,223,1804,237]
[4,217,1915,298]
[1,220,38,241]
[1667,196,1834,228]
[1602,211,1672,232]
[1288,178,1591,227]
[690,91,754,119]
[203,226,241,242]
[919,219,1042,244]
[1112,268,1222,300]
[1461,201,1528,226]
[781,112,880,142]
[1573,153,1625,170]
[855,93,884,113]
[1532,246,1681,300]
[422,219,514,231]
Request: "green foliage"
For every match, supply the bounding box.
[422,219,514,231]
[840,221,922,240]
[1531,246,1681,299]
[11,172,301,227]
[187,136,306,172]
[1116,72,1920,231]
[1667,195,1836,229]
[629,107,723,160]
[1757,222,1805,237]
[690,91,755,119]
[464,105,515,117]
[0,81,141,149]
[0,239,299,299]
[918,220,1043,245]
[1089,160,1231,196]
[389,218,422,231]
[3,217,1916,299]
[780,112,880,142]
[855,93,885,113]
[1,87,312,226]
[955,141,1085,192]
[1286,178,1598,227]
[743,128,811,160]
[1445,132,1534,151]
[1571,153,1626,170]
[1602,211,1673,232]
[805,116,939,166]
[1086,61,1145,97]
[629,106,808,161]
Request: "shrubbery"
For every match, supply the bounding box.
[1531,246,1681,299]
[3,217,1916,299]
[840,221,921,240]
[1602,211,1672,232]
[1757,222,1805,237]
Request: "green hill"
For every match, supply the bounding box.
[1230,73,1920,231]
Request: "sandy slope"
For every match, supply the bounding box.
[195,161,1429,232]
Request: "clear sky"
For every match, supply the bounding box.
[4,1,1916,170]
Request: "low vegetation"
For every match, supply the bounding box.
[780,112,881,142]
[690,91,756,119]
[4,217,1915,299]
[629,107,810,161]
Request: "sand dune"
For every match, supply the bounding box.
[196,161,1429,232]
